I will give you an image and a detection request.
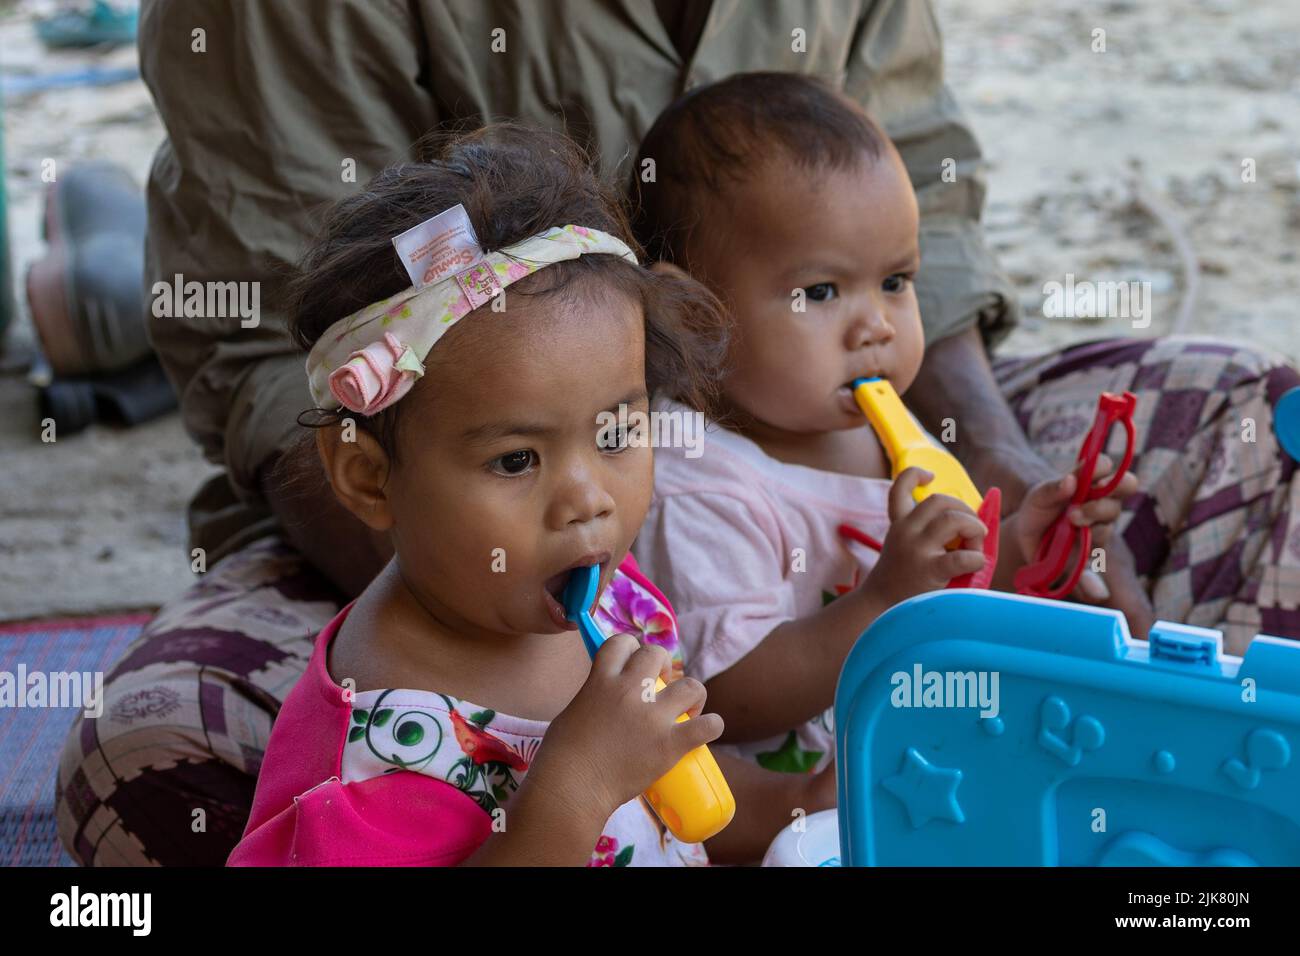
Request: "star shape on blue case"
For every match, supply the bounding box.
[882,747,965,829]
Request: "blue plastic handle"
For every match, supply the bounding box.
[1276,386,1300,463]
[562,564,605,660]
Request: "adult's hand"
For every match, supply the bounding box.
[262,439,394,599]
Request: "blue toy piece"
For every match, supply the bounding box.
[561,564,605,659]
[834,589,1300,866]
[1275,386,1300,463]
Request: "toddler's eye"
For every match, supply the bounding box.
[804,283,837,302]
[488,449,537,477]
[599,425,632,453]
[883,273,914,294]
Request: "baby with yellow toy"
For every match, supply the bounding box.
[630,72,1137,775]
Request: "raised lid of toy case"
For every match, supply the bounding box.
[833,589,1300,866]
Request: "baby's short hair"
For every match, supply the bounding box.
[632,71,890,265]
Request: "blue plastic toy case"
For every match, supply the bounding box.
[831,589,1300,866]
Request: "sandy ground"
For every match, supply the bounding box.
[940,0,1300,355]
[1,1,217,621]
[1,0,1298,621]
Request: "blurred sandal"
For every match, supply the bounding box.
[24,160,151,377]
[38,355,177,436]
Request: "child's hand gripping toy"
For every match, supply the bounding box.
[562,564,736,843]
[1013,391,1137,599]
[850,377,1001,589]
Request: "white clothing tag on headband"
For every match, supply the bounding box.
[392,203,484,289]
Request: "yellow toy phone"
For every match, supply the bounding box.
[851,376,1000,588]
[640,675,735,842]
[851,376,983,509]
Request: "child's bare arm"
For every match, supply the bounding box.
[704,585,893,742]
[702,753,837,865]
[708,468,988,743]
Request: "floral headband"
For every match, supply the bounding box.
[305,204,638,415]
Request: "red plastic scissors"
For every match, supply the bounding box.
[1012,391,1138,599]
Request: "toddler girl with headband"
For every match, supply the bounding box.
[227,126,835,867]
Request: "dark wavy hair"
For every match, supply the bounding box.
[286,123,729,463]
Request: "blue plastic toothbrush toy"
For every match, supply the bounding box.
[564,563,606,659]
[562,563,735,842]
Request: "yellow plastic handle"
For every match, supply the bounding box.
[642,676,736,843]
[853,378,983,510]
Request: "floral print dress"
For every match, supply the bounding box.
[228,554,708,867]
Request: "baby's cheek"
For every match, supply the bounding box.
[423,505,522,601]
[459,537,543,632]
[891,307,927,391]
[727,352,816,421]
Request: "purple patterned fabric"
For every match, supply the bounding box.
[993,334,1300,651]
[55,537,341,865]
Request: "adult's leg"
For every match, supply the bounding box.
[55,536,342,865]
[991,335,1300,655]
